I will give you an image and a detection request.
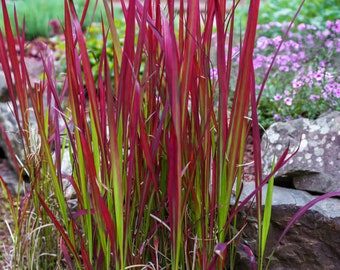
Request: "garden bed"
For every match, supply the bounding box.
[0,0,339,269]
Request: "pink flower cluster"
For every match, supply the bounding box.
[210,19,339,124]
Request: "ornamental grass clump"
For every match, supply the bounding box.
[1,0,339,269]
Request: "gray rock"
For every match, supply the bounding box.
[0,159,22,194]
[52,149,76,200]
[0,71,9,101]
[293,172,339,194]
[262,111,340,194]
[0,102,25,169]
[0,102,41,196]
[0,70,7,95]
[233,181,340,269]
[236,181,340,218]
[24,57,45,84]
[0,71,14,102]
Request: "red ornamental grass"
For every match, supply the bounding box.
[2,0,335,269]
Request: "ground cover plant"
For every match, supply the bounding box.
[229,0,340,128]
[252,19,340,128]
[236,0,339,29]
[1,0,340,269]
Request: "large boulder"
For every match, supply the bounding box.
[0,158,22,194]
[238,111,340,269]
[0,102,39,194]
[262,111,340,194]
[234,182,340,270]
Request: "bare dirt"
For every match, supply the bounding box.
[0,169,15,269]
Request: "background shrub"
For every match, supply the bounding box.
[0,0,105,40]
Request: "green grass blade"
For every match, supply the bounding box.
[259,158,276,269]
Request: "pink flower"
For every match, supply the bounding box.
[49,19,61,36]
[326,21,333,29]
[301,75,310,83]
[292,80,304,89]
[253,55,268,69]
[274,94,282,101]
[334,88,340,98]
[272,36,282,47]
[322,29,331,37]
[297,23,307,31]
[332,20,340,34]
[277,55,290,66]
[298,51,306,60]
[284,97,293,106]
[273,114,281,121]
[210,68,218,80]
[325,72,334,80]
[323,92,329,100]
[257,36,270,50]
[307,34,314,43]
[279,66,289,72]
[314,72,324,82]
[292,63,301,71]
[309,94,320,101]
[325,40,333,48]
[325,83,335,92]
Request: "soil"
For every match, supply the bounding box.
[0,176,15,269]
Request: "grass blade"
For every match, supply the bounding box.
[36,193,81,268]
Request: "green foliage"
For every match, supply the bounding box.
[52,8,125,85]
[0,0,105,40]
[237,0,338,30]
[254,20,340,128]
[231,1,340,130]
[259,0,338,28]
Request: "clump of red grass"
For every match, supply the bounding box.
[1,0,339,269]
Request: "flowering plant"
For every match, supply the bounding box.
[254,20,340,127]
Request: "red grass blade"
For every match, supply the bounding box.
[166,126,182,268]
[60,238,75,270]
[161,6,183,268]
[241,243,257,270]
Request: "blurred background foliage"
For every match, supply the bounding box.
[237,0,339,31]
[1,0,339,129]
[2,0,338,40]
[0,0,107,40]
